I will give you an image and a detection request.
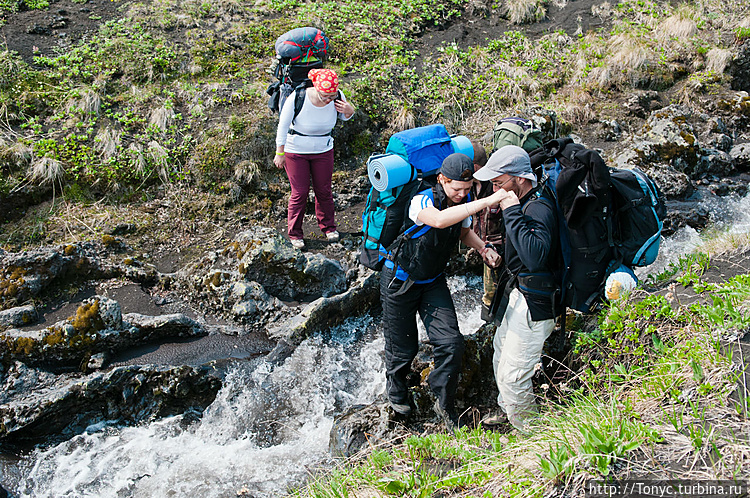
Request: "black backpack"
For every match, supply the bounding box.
[530,137,665,313]
[531,138,614,313]
[266,27,329,116]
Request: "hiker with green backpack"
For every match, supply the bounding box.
[473,118,546,322]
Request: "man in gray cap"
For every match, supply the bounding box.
[473,145,561,432]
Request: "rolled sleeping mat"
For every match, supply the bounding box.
[450,135,474,160]
[367,153,415,192]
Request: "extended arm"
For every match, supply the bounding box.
[417,188,510,229]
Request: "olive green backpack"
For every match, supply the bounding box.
[492,117,545,153]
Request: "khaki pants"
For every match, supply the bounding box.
[482,264,498,307]
[492,288,554,431]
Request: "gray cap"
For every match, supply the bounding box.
[473,145,536,187]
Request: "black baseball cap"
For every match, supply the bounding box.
[439,153,474,181]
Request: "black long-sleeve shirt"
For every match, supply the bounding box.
[502,191,559,320]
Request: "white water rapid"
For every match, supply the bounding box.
[7,277,482,498]
[644,192,750,276]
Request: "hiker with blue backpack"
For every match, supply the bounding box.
[380,152,508,431]
[274,68,355,249]
[472,145,562,433]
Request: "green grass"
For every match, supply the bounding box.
[0,0,744,209]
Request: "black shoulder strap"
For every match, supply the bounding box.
[291,79,314,124]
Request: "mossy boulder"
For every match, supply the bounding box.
[183,228,348,324]
[0,243,120,311]
[236,228,347,301]
[0,296,205,369]
[639,105,702,177]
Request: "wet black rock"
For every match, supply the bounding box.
[267,268,379,348]
[662,200,711,236]
[0,305,37,329]
[0,361,221,446]
[329,403,392,458]
[729,41,750,92]
[624,90,663,118]
[730,143,750,170]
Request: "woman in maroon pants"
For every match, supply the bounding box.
[273,68,355,249]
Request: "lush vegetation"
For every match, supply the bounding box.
[293,245,749,496]
[1,0,747,202]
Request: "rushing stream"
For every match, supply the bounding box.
[3,190,750,497]
[3,276,483,498]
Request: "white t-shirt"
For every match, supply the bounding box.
[275,89,352,154]
[408,193,472,228]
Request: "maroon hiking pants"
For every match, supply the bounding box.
[284,149,336,239]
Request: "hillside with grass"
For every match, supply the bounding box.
[2,0,750,495]
[1,0,748,229]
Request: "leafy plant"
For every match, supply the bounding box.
[735,27,750,41]
[577,416,658,476]
[674,252,710,287]
[539,444,575,481]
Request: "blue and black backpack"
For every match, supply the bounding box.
[359,124,473,271]
[530,137,666,313]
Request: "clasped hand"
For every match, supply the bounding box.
[487,187,518,210]
[480,246,501,268]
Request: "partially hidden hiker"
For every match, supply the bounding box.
[381,152,506,431]
[468,140,506,322]
[474,118,547,323]
[472,145,561,433]
[274,68,355,249]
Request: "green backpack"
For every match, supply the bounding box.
[492,117,545,153]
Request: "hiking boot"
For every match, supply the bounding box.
[480,410,509,430]
[290,238,305,249]
[433,400,459,432]
[389,400,412,417]
[326,230,340,242]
